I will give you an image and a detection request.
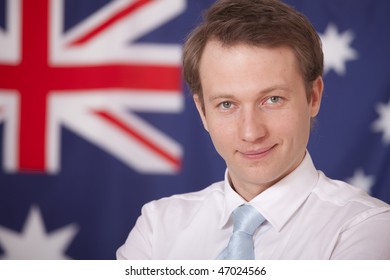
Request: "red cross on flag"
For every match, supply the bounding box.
[0,0,184,174]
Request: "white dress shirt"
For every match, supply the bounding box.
[116,153,390,259]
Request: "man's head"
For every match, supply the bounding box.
[183,0,324,200]
[183,0,323,108]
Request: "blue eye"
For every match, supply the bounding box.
[269,96,280,103]
[220,101,232,109]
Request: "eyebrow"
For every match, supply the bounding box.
[207,85,292,102]
[208,94,235,102]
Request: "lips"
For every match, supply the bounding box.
[238,144,276,159]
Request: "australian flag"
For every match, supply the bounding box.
[0,0,389,260]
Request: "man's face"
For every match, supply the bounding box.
[194,40,323,200]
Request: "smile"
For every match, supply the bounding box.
[238,145,277,159]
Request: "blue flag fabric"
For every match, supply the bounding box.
[0,0,389,259]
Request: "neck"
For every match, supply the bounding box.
[228,174,271,201]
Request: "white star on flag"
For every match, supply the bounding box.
[372,99,390,145]
[320,23,358,76]
[0,206,78,259]
[346,168,375,194]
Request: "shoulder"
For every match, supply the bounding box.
[311,171,390,223]
[313,173,390,259]
[142,180,225,215]
[314,171,389,208]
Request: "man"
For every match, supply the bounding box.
[117,0,390,259]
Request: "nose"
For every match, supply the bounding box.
[239,107,267,143]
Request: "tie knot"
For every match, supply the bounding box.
[232,204,265,235]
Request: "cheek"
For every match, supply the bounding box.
[271,108,311,139]
[206,118,237,153]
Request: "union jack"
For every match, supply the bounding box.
[0,0,185,174]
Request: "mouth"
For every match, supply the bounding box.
[238,144,277,160]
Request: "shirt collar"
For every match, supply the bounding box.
[219,152,319,231]
[219,170,247,228]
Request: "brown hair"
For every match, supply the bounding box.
[183,0,323,103]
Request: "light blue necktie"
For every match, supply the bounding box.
[219,204,265,259]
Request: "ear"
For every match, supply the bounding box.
[310,76,324,118]
[193,94,209,132]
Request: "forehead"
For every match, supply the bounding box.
[199,40,303,90]
[200,40,300,72]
